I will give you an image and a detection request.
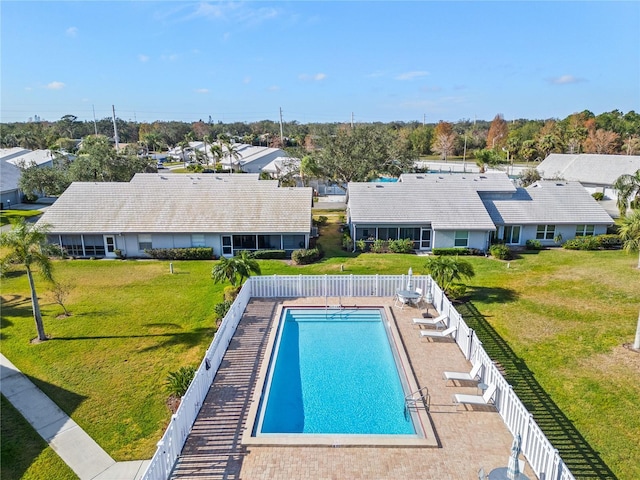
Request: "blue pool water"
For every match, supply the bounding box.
[258,308,415,435]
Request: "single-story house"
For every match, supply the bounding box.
[1,148,57,207]
[537,153,640,204]
[36,173,313,258]
[346,172,613,251]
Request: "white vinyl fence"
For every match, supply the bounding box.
[141,275,575,480]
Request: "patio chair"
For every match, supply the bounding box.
[453,383,497,409]
[412,313,448,329]
[414,287,426,308]
[443,361,482,385]
[419,325,456,339]
[394,292,410,309]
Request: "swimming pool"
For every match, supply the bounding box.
[243,305,436,446]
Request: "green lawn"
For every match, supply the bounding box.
[1,220,639,479]
[0,209,43,226]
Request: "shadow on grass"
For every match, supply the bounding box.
[1,373,86,480]
[458,300,617,480]
[468,285,518,304]
[50,326,215,353]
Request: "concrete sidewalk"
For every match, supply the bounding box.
[0,354,149,480]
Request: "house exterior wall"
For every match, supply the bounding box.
[433,230,489,250]
[1,189,21,209]
[516,223,609,246]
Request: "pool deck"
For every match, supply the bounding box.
[170,297,537,480]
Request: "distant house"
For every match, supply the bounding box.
[36,173,313,258]
[536,153,640,202]
[0,148,57,207]
[346,172,613,251]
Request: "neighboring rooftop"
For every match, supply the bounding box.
[537,153,640,185]
[37,175,312,234]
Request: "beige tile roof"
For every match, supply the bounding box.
[37,175,312,234]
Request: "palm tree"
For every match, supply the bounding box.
[0,219,54,341]
[619,208,640,269]
[223,141,242,173]
[211,250,261,287]
[423,255,475,295]
[209,143,223,170]
[613,169,640,216]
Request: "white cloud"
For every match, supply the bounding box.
[161,53,179,62]
[66,27,78,37]
[549,75,585,85]
[186,2,280,27]
[243,76,252,84]
[268,85,280,92]
[46,81,65,90]
[195,88,209,94]
[299,73,327,81]
[138,54,150,63]
[366,71,386,78]
[395,71,430,81]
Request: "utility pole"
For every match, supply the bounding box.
[279,107,284,147]
[351,112,354,129]
[423,114,426,126]
[112,105,119,152]
[92,105,98,135]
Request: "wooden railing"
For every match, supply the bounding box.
[141,274,574,480]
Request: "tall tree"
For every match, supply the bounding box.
[584,129,620,154]
[432,122,457,161]
[486,114,509,150]
[423,255,475,296]
[0,219,55,342]
[312,124,415,184]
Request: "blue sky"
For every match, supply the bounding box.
[2,1,639,124]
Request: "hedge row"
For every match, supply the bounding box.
[291,248,322,265]
[432,247,483,256]
[251,249,287,259]
[144,247,215,260]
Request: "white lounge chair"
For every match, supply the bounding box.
[443,362,482,385]
[453,384,497,409]
[412,313,448,329]
[420,325,457,339]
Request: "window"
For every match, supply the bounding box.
[575,225,595,237]
[399,227,420,241]
[502,226,521,245]
[191,234,206,247]
[378,227,398,241]
[536,225,556,240]
[283,235,305,251]
[233,235,257,250]
[222,236,232,255]
[258,235,281,249]
[60,235,83,256]
[138,234,152,251]
[355,228,374,241]
[84,235,106,256]
[454,231,469,247]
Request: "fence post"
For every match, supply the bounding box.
[466,328,474,360]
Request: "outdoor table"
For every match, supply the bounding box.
[488,467,530,480]
[396,289,421,306]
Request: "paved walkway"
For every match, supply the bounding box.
[0,353,149,480]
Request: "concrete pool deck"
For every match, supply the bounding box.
[170,297,537,479]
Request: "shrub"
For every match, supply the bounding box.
[251,249,286,259]
[563,236,601,250]
[223,286,240,303]
[356,239,367,252]
[313,216,328,227]
[432,247,473,256]
[165,365,197,398]
[370,239,387,253]
[291,248,322,265]
[525,239,543,250]
[145,247,214,260]
[592,191,605,201]
[388,238,415,254]
[342,234,353,251]
[596,234,622,249]
[446,283,467,300]
[489,244,512,260]
[214,300,232,320]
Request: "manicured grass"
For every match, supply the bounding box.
[0,209,43,226]
[1,228,639,478]
[1,395,78,480]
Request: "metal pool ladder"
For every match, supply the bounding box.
[404,386,430,419]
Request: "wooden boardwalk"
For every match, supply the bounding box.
[171,298,537,480]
